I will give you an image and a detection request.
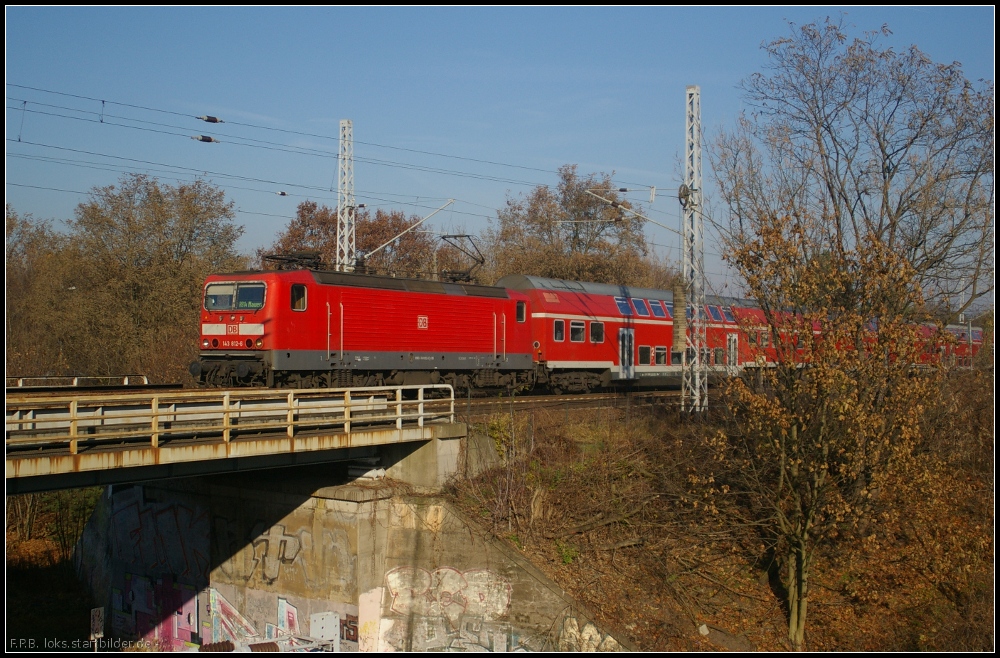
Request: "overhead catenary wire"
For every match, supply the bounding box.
[7,140,499,222]
[8,82,719,276]
[8,83,669,191]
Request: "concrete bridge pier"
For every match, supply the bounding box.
[74,430,628,652]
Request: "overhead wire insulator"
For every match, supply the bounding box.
[192,135,219,143]
[197,115,224,123]
[276,191,288,196]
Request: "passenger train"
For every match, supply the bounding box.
[189,267,985,391]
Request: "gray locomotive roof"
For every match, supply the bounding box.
[311,270,509,298]
[496,274,748,308]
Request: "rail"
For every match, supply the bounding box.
[6,384,455,455]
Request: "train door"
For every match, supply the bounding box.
[493,312,507,361]
[619,328,635,379]
[727,332,739,373]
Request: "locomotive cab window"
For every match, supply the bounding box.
[554,320,565,342]
[291,284,307,311]
[205,283,266,311]
[516,301,526,322]
[590,321,604,343]
[570,321,586,342]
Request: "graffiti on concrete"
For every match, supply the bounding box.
[299,528,357,595]
[381,567,516,651]
[215,519,356,593]
[558,616,622,652]
[209,588,259,645]
[385,566,512,627]
[341,614,358,643]
[250,523,304,582]
[110,573,198,651]
[110,488,210,582]
[207,589,359,651]
[381,615,518,652]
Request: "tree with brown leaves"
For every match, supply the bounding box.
[483,165,677,287]
[262,201,438,278]
[708,19,994,650]
[6,175,244,382]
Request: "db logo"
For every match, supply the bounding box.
[227,325,239,335]
[417,316,429,330]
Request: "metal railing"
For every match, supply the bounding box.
[6,375,150,388]
[6,385,455,455]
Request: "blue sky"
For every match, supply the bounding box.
[5,7,994,294]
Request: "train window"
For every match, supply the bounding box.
[707,306,723,322]
[748,332,758,346]
[590,322,605,343]
[715,348,725,365]
[686,306,693,320]
[649,301,666,318]
[759,330,770,348]
[631,299,650,316]
[655,346,667,365]
[554,320,565,342]
[291,284,307,311]
[639,345,651,365]
[516,301,526,322]
[671,348,683,365]
[570,321,586,342]
[614,297,633,316]
[662,302,674,318]
[236,285,265,310]
[722,307,736,323]
[205,283,235,310]
[205,283,265,311]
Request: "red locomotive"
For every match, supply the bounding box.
[189,268,985,390]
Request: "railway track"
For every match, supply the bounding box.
[456,389,683,417]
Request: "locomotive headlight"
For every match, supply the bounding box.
[255,338,263,348]
[202,339,210,348]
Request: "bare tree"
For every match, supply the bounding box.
[707,19,994,650]
[713,19,994,321]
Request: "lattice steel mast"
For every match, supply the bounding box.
[336,119,355,272]
[680,85,708,412]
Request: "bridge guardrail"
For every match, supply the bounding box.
[6,384,455,454]
[6,375,151,388]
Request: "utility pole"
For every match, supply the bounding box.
[336,119,355,272]
[680,85,708,412]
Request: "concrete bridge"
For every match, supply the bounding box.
[8,384,633,651]
[5,385,465,494]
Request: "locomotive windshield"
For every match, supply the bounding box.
[204,283,266,311]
